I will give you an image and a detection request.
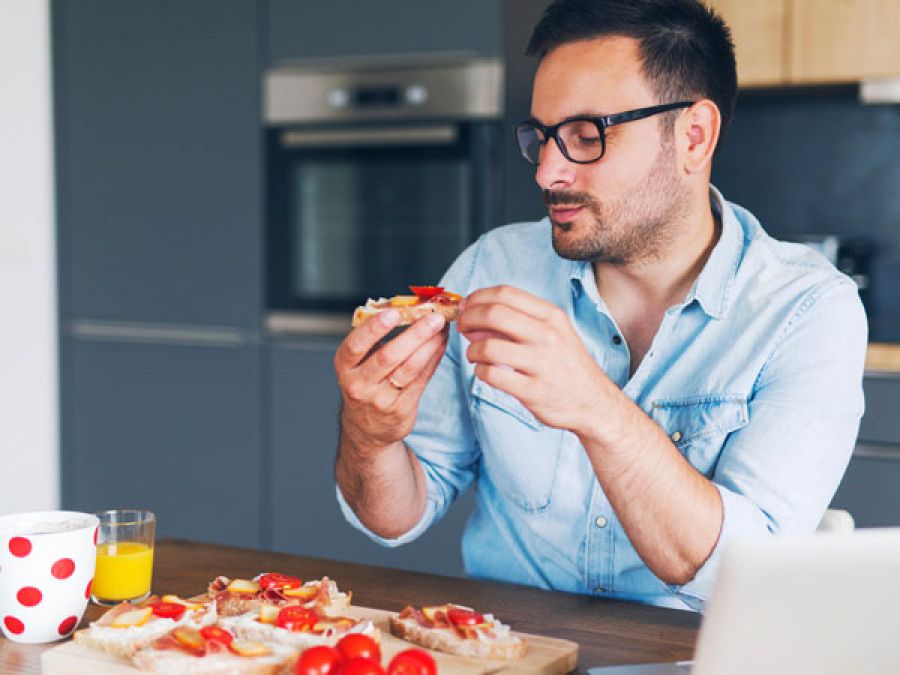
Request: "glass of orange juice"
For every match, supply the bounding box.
[91,509,156,605]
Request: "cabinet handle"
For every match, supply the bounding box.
[281,124,457,149]
[854,443,900,462]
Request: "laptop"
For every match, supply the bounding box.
[589,528,900,675]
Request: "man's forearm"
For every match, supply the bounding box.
[577,391,723,585]
[335,426,428,540]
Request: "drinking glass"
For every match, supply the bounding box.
[91,509,156,605]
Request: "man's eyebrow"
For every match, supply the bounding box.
[527,111,610,126]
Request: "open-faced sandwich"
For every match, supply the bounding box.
[131,624,297,674]
[72,594,216,658]
[351,286,462,328]
[389,603,526,660]
[205,573,351,618]
[218,603,379,651]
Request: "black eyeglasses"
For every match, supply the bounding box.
[515,101,694,165]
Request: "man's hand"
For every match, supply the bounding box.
[335,309,449,451]
[459,285,610,435]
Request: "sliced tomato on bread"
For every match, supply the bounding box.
[352,287,462,328]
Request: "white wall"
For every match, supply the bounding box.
[0,0,59,514]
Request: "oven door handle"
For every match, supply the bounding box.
[280,124,458,149]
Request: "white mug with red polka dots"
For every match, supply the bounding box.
[0,510,98,643]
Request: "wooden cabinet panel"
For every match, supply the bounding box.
[709,0,788,86]
[790,0,900,82]
[861,0,900,78]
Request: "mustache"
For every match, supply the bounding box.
[543,189,595,207]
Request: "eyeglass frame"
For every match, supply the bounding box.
[515,101,695,165]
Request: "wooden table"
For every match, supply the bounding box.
[0,539,700,674]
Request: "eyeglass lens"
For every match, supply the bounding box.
[517,120,606,165]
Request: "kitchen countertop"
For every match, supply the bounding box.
[0,539,700,674]
[866,343,900,375]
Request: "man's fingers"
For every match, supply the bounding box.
[336,309,402,368]
[360,313,446,381]
[466,337,534,375]
[390,328,448,389]
[458,301,544,345]
[463,285,559,322]
[403,329,450,396]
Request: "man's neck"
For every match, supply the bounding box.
[592,200,721,313]
[590,198,721,377]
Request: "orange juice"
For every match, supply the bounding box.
[93,542,154,601]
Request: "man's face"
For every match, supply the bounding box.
[531,36,690,265]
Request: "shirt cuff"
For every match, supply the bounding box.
[335,484,438,548]
[669,483,770,610]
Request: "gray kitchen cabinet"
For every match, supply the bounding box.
[266,0,503,64]
[52,0,263,327]
[828,374,900,527]
[831,451,900,527]
[268,339,475,577]
[856,375,900,445]
[62,337,263,548]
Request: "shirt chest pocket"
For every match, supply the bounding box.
[650,396,749,477]
[470,379,564,513]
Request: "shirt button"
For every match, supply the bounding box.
[611,335,623,345]
[671,431,682,443]
[594,516,608,528]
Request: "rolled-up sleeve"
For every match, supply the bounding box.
[338,240,484,545]
[670,277,867,610]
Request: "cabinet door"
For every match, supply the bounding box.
[790,0,900,82]
[831,452,900,527]
[857,377,900,445]
[62,338,263,548]
[269,341,474,577]
[708,0,787,86]
[266,0,502,63]
[52,0,262,327]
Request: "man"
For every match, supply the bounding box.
[333,0,867,611]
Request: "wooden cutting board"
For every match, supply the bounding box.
[41,605,579,674]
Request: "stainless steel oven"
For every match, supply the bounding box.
[264,55,505,332]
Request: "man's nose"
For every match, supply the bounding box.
[534,137,575,191]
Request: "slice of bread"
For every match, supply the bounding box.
[351,299,460,328]
[72,600,217,658]
[388,613,526,660]
[131,639,297,674]
[220,613,379,651]
[209,576,351,618]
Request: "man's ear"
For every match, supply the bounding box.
[678,100,720,175]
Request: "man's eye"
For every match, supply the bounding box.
[576,135,602,146]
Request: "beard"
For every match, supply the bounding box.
[545,136,690,265]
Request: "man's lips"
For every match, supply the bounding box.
[549,205,583,221]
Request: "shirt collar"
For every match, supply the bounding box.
[567,185,744,320]
[688,185,744,319]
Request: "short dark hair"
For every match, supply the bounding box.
[527,0,738,134]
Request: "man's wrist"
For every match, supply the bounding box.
[571,377,632,449]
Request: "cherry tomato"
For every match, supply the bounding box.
[446,606,484,626]
[259,573,303,590]
[342,656,386,675]
[295,645,344,675]
[409,285,444,299]
[276,605,318,632]
[336,633,381,663]
[149,601,186,620]
[387,649,437,675]
[200,625,234,645]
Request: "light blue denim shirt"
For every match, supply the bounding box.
[338,186,867,611]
